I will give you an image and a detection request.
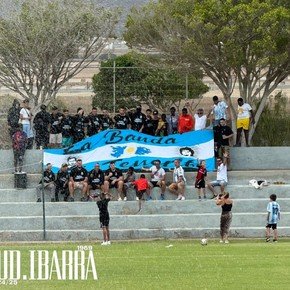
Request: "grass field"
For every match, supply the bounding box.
[0,239,289,289]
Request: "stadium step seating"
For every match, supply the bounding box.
[0,148,289,241]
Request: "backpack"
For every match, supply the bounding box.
[13,131,27,150]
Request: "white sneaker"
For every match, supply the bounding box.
[181,196,185,201]
[176,195,182,200]
[117,197,122,201]
[136,197,139,201]
[101,241,108,246]
[224,240,229,244]
[219,240,224,243]
[107,241,111,245]
[123,197,127,201]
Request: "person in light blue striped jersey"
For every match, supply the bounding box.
[266,194,281,242]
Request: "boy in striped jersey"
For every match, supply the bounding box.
[266,194,281,242]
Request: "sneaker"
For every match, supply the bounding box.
[211,194,217,199]
[266,238,270,242]
[80,197,87,202]
[37,198,41,202]
[136,197,139,201]
[204,195,207,199]
[224,240,229,244]
[68,197,74,202]
[117,197,122,201]
[176,195,182,200]
[51,198,55,202]
[273,239,278,243]
[160,194,165,200]
[123,197,127,201]
[101,241,108,246]
[198,196,202,201]
[107,241,111,245]
[180,196,185,201]
[219,240,224,243]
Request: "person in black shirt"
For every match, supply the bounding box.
[33,105,51,149]
[68,158,88,202]
[96,192,112,245]
[215,118,233,168]
[61,109,73,148]
[142,109,155,136]
[49,106,63,148]
[87,163,105,198]
[152,110,160,133]
[7,99,21,138]
[36,163,56,202]
[114,107,131,129]
[87,107,103,136]
[73,108,87,143]
[103,161,124,201]
[101,110,114,131]
[131,105,146,132]
[55,163,69,202]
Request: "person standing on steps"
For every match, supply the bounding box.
[216,192,233,244]
[235,98,255,147]
[266,194,281,243]
[211,95,230,127]
[7,99,21,138]
[195,160,208,201]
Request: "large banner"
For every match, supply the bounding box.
[44,129,215,173]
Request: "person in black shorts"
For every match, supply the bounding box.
[103,161,124,201]
[87,163,105,199]
[96,192,112,245]
[55,163,69,202]
[68,158,88,202]
[195,160,208,200]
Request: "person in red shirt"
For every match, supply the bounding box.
[132,174,149,211]
[195,160,208,201]
[178,108,194,133]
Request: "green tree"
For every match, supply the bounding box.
[0,0,119,113]
[124,0,290,143]
[92,53,208,112]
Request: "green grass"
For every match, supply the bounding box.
[0,239,289,289]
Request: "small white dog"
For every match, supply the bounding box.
[249,179,269,189]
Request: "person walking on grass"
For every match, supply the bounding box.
[96,192,112,246]
[195,160,208,201]
[216,192,233,244]
[266,194,281,243]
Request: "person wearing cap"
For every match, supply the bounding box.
[87,163,105,199]
[33,104,51,149]
[152,110,160,133]
[36,163,56,202]
[142,109,155,136]
[178,108,194,133]
[55,163,69,201]
[103,162,124,201]
[49,106,63,148]
[19,99,34,147]
[166,107,179,135]
[68,159,88,202]
[114,107,131,130]
[131,105,146,132]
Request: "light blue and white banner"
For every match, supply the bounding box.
[44,129,215,172]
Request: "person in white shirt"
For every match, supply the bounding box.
[142,160,166,200]
[235,97,255,146]
[19,99,34,148]
[207,153,228,198]
[194,108,210,130]
[168,159,186,200]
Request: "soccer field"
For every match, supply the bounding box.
[0,239,289,289]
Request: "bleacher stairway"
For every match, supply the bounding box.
[0,148,290,241]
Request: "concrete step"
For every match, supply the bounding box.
[1,227,290,241]
[0,213,289,231]
[0,170,289,188]
[0,185,289,202]
[0,199,290,217]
